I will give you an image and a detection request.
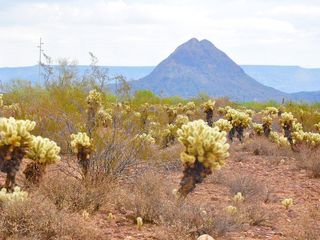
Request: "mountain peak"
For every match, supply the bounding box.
[132,38,287,101]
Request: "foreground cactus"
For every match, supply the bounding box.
[24,136,61,185]
[177,120,229,197]
[0,117,36,191]
[70,132,94,176]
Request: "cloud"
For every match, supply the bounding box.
[0,0,319,67]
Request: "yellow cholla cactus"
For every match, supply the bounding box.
[279,112,296,128]
[281,198,293,209]
[175,114,189,128]
[314,122,320,132]
[262,107,278,116]
[244,109,255,117]
[262,116,272,125]
[252,123,264,135]
[233,192,244,202]
[217,106,231,115]
[0,117,36,147]
[135,133,155,145]
[226,205,237,215]
[136,217,143,230]
[213,119,232,132]
[27,136,61,164]
[86,89,102,109]
[269,132,290,147]
[177,120,229,170]
[303,132,320,146]
[0,186,28,203]
[292,122,303,132]
[183,101,196,112]
[96,108,112,127]
[0,94,3,108]
[226,109,252,128]
[70,132,93,153]
[202,100,215,112]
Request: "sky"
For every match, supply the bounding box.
[0,0,319,67]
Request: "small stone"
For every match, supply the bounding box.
[197,234,215,240]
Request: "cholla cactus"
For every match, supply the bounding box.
[233,192,244,202]
[0,117,36,191]
[177,120,229,196]
[314,122,320,132]
[217,106,231,116]
[24,136,61,184]
[279,112,296,144]
[175,114,189,128]
[0,94,3,108]
[136,217,143,230]
[70,132,94,176]
[225,109,252,142]
[281,198,293,209]
[269,132,290,147]
[213,119,232,133]
[96,108,113,128]
[245,109,255,117]
[261,116,272,137]
[201,100,215,126]
[226,205,237,215]
[135,133,155,145]
[165,106,178,124]
[252,123,264,136]
[262,107,278,116]
[86,89,102,110]
[0,186,28,204]
[86,90,103,136]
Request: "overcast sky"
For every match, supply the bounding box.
[0,0,319,67]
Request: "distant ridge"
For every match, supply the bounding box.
[130,38,287,101]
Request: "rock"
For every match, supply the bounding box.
[197,234,215,240]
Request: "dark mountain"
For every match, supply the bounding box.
[130,38,288,101]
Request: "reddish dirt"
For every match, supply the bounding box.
[1,145,320,240]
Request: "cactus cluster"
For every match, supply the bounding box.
[213,119,232,132]
[225,109,252,142]
[70,132,94,176]
[252,123,264,136]
[201,100,215,126]
[177,120,229,196]
[0,186,28,203]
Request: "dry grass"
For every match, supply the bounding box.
[242,136,291,157]
[38,171,113,213]
[296,146,320,178]
[0,194,101,240]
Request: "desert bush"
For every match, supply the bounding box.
[0,194,100,240]
[243,136,290,156]
[296,146,320,178]
[39,171,112,213]
[224,173,268,202]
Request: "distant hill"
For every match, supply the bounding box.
[0,65,154,85]
[241,65,320,93]
[130,38,287,101]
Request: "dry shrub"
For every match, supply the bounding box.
[115,171,176,223]
[225,173,269,202]
[0,195,100,240]
[296,146,320,178]
[288,205,320,240]
[39,171,112,213]
[237,203,270,227]
[115,171,242,239]
[242,136,290,157]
